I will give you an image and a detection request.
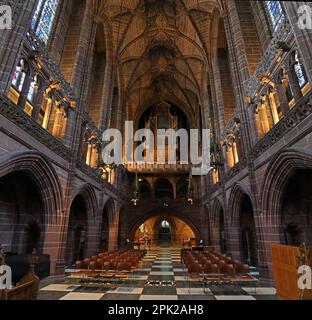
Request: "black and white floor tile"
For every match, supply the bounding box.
[38,248,276,300]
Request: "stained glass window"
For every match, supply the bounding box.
[294,51,307,88]
[27,75,38,103]
[266,1,285,31]
[31,0,59,44]
[11,60,26,92]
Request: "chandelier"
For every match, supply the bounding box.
[131,171,140,206]
[187,169,194,205]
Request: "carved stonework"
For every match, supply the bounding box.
[26,32,77,103]
[76,158,102,182]
[223,156,247,183]
[0,94,73,161]
[251,91,312,160]
[245,19,292,98]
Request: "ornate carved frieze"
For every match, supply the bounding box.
[0,94,73,161]
[223,156,247,183]
[245,19,292,98]
[76,158,123,198]
[251,91,312,160]
[82,112,101,137]
[76,157,102,182]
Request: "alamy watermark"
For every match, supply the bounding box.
[102,121,211,176]
[0,5,12,30]
[298,265,312,290]
[0,265,12,289]
[298,5,312,30]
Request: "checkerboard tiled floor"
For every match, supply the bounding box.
[38,248,276,300]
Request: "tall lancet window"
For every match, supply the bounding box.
[294,51,308,88]
[31,0,59,44]
[266,1,285,31]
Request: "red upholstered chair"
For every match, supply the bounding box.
[188,263,203,274]
[236,264,250,274]
[225,264,235,275]
[83,258,91,268]
[96,258,103,270]
[210,264,219,274]
[218,261,227,273]
[202,263,212,274]
[89,261,96,270]
[75,261,83,269]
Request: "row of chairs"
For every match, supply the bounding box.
[75,249,146,272]
[182,251,250,275]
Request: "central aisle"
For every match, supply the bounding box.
[39,247,276,300]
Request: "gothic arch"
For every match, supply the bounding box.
[155,178,174,199]
[128,208,200,242]
[102,197,116,224]
[211,198,224,224]
[70,183,99,222]
[0,150,63,225]
[211,198,227,253]
[227,182,253,224]
[261,148,312,227]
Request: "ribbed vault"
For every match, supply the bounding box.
[94,0,223,120]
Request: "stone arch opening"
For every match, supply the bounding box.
[133,215,196,247]
[65,195,88,265]
[219,207,227,254]
[0,171,45,255]
[0,151,63,226]
[157,219,172,245]
[176,178,188,199]
[281,169,312,246]
[139,179,152,199]
[155,178,174,199]
[261,150,312,242]
[211,199,227,254]
[239,195,258,266]
[100,199,115,252]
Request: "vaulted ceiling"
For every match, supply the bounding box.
[94,0,223,121]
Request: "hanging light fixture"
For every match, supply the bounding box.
[131,169,140,206]
[187,169,194,205]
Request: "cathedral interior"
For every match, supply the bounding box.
[0,0,312,301]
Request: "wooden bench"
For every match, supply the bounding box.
[0,247,40,300]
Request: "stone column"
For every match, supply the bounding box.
[223,0,272,282]
[283,2,312,84]
[31,80,47,121]
[201,73,212,130]
[108,202,121,251]
[0,1,36,94]
[85,216,101,258]
[99,55,115,132]
[63,0,97,150]
[276,83,290,115]
[43,220,66,275]
[17,69,34,109]
[210,55,225,137]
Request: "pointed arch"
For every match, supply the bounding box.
[0,150,63,225]
[261,148,312,226]
[71,183,99,222]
